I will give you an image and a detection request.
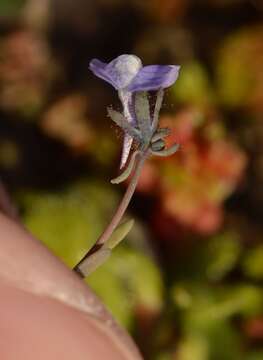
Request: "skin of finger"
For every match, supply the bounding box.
[0,280,127,360]
[0,213,142,360]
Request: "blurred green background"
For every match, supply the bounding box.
[0,0,263,359]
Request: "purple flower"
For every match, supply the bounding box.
[89,54,180,92]
[89,55,180,167]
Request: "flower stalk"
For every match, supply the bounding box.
[73,150,149,278]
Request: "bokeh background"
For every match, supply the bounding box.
[0,0,263,359]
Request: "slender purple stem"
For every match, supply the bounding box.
[73,150,149,278]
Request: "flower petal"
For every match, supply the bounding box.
[126,65,180,92]
[106,55,142,89]
[118,90,137,168]
[120,134,133,169]
[89,59,119,88]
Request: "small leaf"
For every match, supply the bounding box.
[106,219,134,249]
[19,181,118,268]
[0,0,25,17]
[245,351,263,360]
[107,108,141,141]
[151,139,165,152]
[78,248,111,277]
[151,143,180,157]
[151,128,171,143]
[86,245,163,326]
[111,150,139,184]
[206,233,241,281]
[242,245,263,280]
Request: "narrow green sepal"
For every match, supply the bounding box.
[151,143,180,157]
[107,108,141,141]
[151,128,171,143]
[151,139,165,152]
[111,150,139,184]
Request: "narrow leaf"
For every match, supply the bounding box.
[111,150,139,184]
[107,108,141,141]
[106,219,134,250]
[151,143,180,157]
[151,139,165,152]
[78,248,111,277]
[151,128,171,143]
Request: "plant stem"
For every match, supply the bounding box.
[73,150,149,278]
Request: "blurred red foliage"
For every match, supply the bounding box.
[137,107,247,235]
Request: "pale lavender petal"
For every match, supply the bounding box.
[126,65,180,92]
[120,134,133,169]
[89,59,119,88]
[106,55,142,89]
[89,55,142,90]
[118,90,136,168]
[118,90,136,125]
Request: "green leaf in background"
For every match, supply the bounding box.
[216,26,263,109]
[172,282,262,360]
[106,219,134,249]
[19,181,163,328]
[171,61,214,106]
[175,319,242,360]
[87,246,163,327]
[175,286,243,360]
[86,254,133,327]
[242,245,263,280]
[200,321,242,360]
[170,231,241,283]
[20,181,118,268]
[155,353,173,360]
[245,352,263,360]
[229,285,263,318]
[180,285,263,325]
[205,232,241,281]
[0,0,25,17]
[175,335,209,360]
